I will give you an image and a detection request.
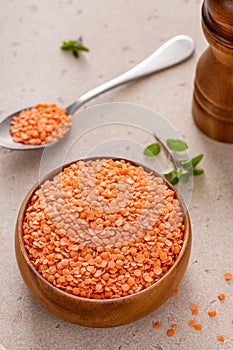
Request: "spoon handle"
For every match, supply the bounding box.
[66,35,195,115]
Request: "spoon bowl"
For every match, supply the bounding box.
[0,35,195,150]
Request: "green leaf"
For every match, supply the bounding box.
[182,154,204,170]
[75,44,89,52]
[166,139,188,152]
[143,143,161,157]
[163,161,175,175]
[193,168,204,176]
[61,39,90,59]
[174,170,182,179]
[61,40,74,50]
[191,154,203,168]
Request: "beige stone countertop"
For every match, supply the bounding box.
[0,1,233,349]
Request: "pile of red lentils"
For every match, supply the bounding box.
[10,103,72,145]
[23,159,185,299]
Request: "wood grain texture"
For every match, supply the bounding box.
[15,158,192,327]
[192,0,233,143]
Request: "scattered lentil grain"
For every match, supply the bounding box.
[194,323,202,331]
[208,310,216,317]
[167,329,175,337]
[190,302,198,315]
[224,272,232,281]
[171,324,178,330]
[188,320,195,327]
[192,310,198,315]
[153,322,161,329]
[216,334,224,341]
[218,293,225,301]
[172,288,179,296]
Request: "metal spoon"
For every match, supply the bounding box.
[0,35,195,150]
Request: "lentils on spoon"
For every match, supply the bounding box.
[10,103,72,145]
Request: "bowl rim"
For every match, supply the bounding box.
[16,156,191,303]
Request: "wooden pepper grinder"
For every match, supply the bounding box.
[192,0,233,143]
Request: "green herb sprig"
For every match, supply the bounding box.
[61,37,89,58]
[143,136,204,185]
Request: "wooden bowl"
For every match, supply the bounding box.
[15,157,192,327]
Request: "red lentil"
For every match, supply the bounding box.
[10,103,72,145]
[188,320,195,327]
[192,310,198,315]
[153,322,161,329]
[194,323,202,331]
[167,329,175,337]
[218,293,225,300]
[208,310,216,317]
[22,159,185,299]
[171,324,178,330]
[224,272,232,281]
[190,302,198,315]
[172,288,179,296]
[216,334,224,341]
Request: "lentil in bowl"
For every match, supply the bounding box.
[15,157,191,327]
